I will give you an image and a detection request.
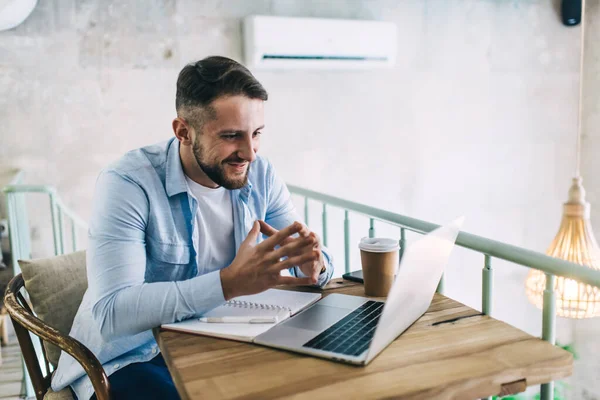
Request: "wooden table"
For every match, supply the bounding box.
[155,279,572,400]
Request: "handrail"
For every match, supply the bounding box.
[288,184,600,288]
[3,185,56,194]
[3,184,88,275]
[3,185,88,230]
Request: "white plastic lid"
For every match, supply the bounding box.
[358,237,399,253]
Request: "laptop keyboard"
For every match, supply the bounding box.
[302,300,383,357]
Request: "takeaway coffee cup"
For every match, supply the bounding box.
[358,237,399,297]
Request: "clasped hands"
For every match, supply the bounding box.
[220,220,326,300]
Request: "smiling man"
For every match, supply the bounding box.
[51,56,334,400]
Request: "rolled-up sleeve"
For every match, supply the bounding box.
[89,170,225,341]
[263,163,334,287]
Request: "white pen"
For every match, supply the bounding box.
[198,316,277,324]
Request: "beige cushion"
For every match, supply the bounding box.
[43,386,74,400]
[19,251,87,368]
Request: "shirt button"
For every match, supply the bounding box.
[152,347,158,354]
[113,364,120,369]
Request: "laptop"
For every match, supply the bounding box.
[253,217,464,365]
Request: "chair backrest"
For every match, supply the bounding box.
[3,257,111,400]
[18,251,88,367]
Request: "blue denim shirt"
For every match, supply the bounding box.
[51,138,334,400]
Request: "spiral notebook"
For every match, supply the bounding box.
[161,289,322,342]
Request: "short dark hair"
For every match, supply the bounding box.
[175,56,268,129]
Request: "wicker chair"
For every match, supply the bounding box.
[4,272,111,400]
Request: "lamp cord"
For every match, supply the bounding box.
[576,0,586,178]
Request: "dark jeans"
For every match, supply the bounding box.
[89,354,180,400]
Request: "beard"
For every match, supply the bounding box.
[192,141,249,190]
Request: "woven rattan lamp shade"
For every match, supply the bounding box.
[525,178,600,319]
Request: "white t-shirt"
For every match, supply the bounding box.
[185,175,235,274]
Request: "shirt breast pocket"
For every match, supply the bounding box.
[145,238,194,282]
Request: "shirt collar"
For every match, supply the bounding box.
[165,139,188,197]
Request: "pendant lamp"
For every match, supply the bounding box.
[525,0,600,319]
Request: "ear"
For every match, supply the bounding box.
[173,117,194,145]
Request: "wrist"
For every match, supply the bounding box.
[220,267,237,301]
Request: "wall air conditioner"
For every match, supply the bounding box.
[243,15,397,70]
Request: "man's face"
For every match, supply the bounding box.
[192,95,264,189]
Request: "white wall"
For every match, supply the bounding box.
[1,0,598,398]
[575,1,600,398]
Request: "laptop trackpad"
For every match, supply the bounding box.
[284,304,351,332]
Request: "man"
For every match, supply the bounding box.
[51,56,334,399]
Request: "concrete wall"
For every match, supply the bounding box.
[1,0,598,398]
[574,1,600,399]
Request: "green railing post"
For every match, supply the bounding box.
[540,273,556,400]
[322,204,328,247]
[49,193,61,256]
[482,255,493,316]
[344,210,350,273]
[7,194,21,275]
[57,206,65,255]
[71,219,77,251]
[480,257,494,399]
[15,193,31,266]
[304,197,309,226]
[369,218,375,238]
[399,227,406,262]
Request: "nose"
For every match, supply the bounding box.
[238,135,257,163]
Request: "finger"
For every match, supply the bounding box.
[259,220,295,247]
[257,221,304,250]
[267,236,317,263]
[260,220,311,244]
[263,220,310,238]
[299,261,322,281]
[242,221,260,246]
[308,232,321,248]
[269,250,319,273]
[277,275,316,286]
[297,223,311,237]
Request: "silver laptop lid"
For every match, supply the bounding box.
[365,217,464,363]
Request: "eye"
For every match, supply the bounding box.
[253,131,262,138]
[222,134,237,140]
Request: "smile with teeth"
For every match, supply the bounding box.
[227,162,247,172]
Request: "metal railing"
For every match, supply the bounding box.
[288,184,600,400]
[3,185,88,276]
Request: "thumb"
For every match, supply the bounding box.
[243,221,260,245]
